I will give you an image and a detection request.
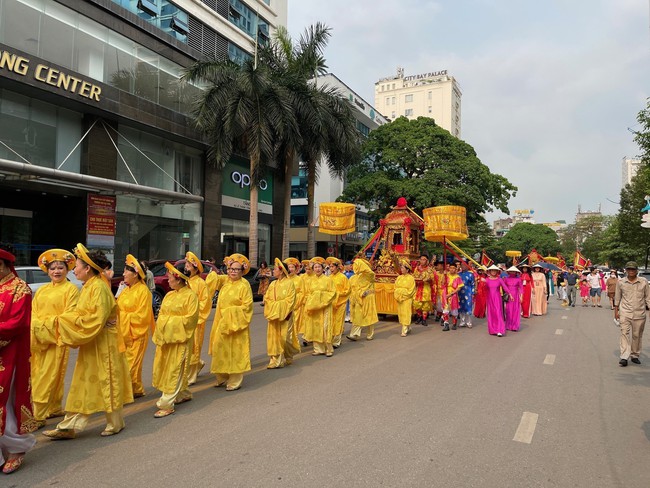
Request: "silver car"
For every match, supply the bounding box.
[15,266,83,293]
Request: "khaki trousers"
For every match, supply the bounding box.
[57,410,125,434]
[620,315,646,359]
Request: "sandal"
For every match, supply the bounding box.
[2,453,25,474]
[42,429,76,440]
[174,396,192,405]
[225,385,241,391]
[154,409,175,418]
[100,428,122,437]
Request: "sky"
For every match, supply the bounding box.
[287,0,650,225]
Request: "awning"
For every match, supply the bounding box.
[0,158,204,204]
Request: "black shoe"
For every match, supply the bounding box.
[619,359,628,367]
[631,357,641,364]
[451,323,457,330]
[442,322,450,331]
[422,319,428,327]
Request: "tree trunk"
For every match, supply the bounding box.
[282,148,295,259]
[249,156,259,267]
[306,157,317,258]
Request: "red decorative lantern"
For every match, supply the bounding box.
[396,197,407,208]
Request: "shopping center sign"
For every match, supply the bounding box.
[222,160,273,214]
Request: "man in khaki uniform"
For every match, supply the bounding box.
[614,261,650,367]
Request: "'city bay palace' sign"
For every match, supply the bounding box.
[0,49,101,102]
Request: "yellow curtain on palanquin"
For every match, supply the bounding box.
[319,203,356,235]
[423,206,468,242]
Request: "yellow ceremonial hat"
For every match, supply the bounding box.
[325,257,341,267]
[185,251,203,273]
[165,261,189,281]
[283,257,300,268]
[226,253,250,275]
[125,254,145,280]
[38,248,75,272]
[301,259,312,269]
[73,243,104,275]
[310,256,326,266]
[399,258,412,271]
[274,258,289,278]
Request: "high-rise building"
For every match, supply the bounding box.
[622,156,641,186]
[374,67,462,137]
[0,0,287,268]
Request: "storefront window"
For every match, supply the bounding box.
[0,88,82,170]
[221,217,270,265]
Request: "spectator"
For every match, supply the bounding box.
[614,261,650,367]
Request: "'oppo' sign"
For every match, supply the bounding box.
[231,171,268,191]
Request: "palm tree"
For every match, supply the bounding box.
[182,57,297,266]
[260,24,361,258]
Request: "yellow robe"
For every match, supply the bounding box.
[264,277,296,359]
[288,274,305,350]
[187,274,210,367]
[413,265,432,312]
[152,285,199,394]
[117,281,154,395]
[297,272,314,334]
[31,280,79,420]
[56,275,133,415]
[209,276,254,374]
[350,260,379,327]
[303,274,337,343]
[394,274,416,326]
[330,271,351,337]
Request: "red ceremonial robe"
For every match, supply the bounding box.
[520,272,533,318]
[0,272,37,435]
[473,275,487,318]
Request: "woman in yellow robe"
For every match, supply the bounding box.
[184,251,211,386]
[43,244,133,440]
[347,258,379,341]
[264,259,296,368]
[326,257,351,348]
[151,263,199,417]
[209,254,254,391]
[31,249,79,427]
[304,257,338,357]
[394,259,416,337]
[298,260,314,341]
[284,258,304,356]
[117,254,154,398]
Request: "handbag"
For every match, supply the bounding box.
[502,293,510,303]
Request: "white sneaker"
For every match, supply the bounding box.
[497,333,503,337]
[467,323,473,329]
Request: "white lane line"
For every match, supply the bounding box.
[543,354,556,365]
[555,329,564,335]
[513,412,539,444]
[561,316,568,320]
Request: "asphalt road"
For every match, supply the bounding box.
[7,297,650,487]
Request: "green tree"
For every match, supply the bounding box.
[497,223,560,258]
[340,116,516,226]
[633,98,650,164]
[182,57,298,266]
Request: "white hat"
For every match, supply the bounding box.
[506,266,521,273]
[487,264,501,271]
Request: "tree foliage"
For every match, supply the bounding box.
[496,223,560,259]
[340,117,517,224]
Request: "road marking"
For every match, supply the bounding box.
[555,329,564,335]
[513,411,539,444]
[561,316,567,320]
[543,354,556,365]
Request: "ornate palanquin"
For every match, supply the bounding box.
[359,198,423,314]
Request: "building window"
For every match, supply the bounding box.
[405,109,413,116]
[290,205,309,227]
[428,106,432,113]
[428,91,432,99]
[291,174,307,199]
[356,120,370,137]
[385,97,389,105]
[405,94,413,103]
[392,97,396,105]
[227,0,271,43]
[391,111,395,119]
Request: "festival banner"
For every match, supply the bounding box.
[87,194,116,248]
[480,250,493,267]
[573,251,588,270]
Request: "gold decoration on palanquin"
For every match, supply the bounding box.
[505,250,522,258]
[423,206,469,242]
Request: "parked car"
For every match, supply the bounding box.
[112,259,220,313]
[15,266,83,293]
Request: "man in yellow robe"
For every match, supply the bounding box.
[326,257,351,348]
[299,259,314,345]
[394,259,416,337]
[347,258,379,341]
[151,263,199,417]
[31,249,79,427]
[185,251,210,385]
[209,254,254,391]
[43,244,133,440]
[264,259,296,368]
[117,254,154,398]
[413,255,433,326]
[304,257,338,356]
